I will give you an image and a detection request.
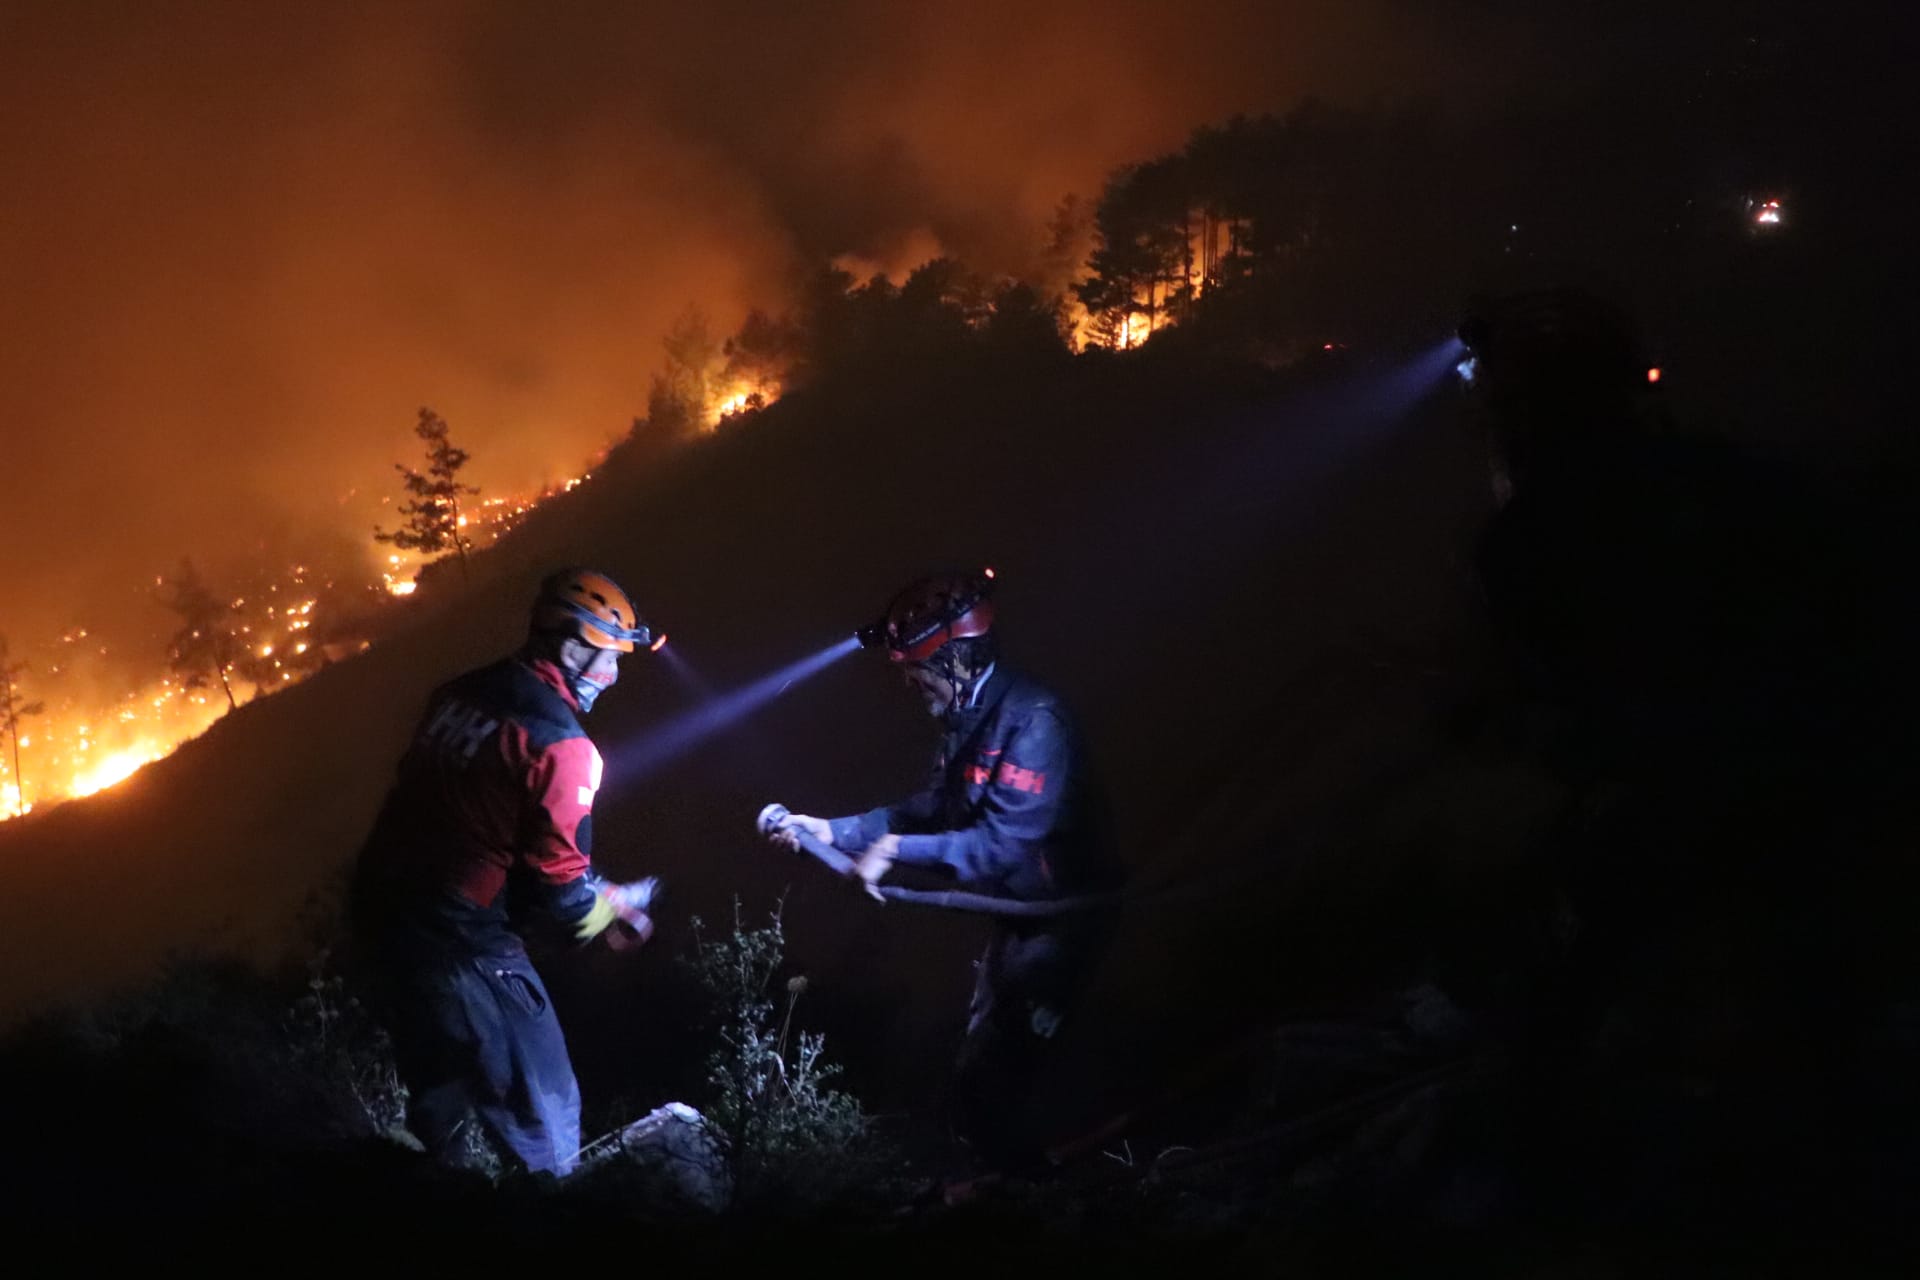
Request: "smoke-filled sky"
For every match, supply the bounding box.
[0,1,1701,650]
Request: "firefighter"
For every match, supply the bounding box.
[350,568,662,1176]
[769,571,1123,1167]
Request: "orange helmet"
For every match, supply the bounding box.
[531,568,652,653]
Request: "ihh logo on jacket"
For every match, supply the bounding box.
[423,700,501,765]
[964,749,1046,795]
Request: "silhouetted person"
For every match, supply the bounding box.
[1459,289,1871,1224]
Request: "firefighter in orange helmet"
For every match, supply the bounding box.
[351,568,662,1175]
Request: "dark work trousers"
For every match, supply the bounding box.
[369,939,584,1176]
[950,916,1112,1167]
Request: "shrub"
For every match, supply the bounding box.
[680,901,887,1212]
[283,949,410,1139]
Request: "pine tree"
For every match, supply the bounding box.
[374,407,478,581]
[158,559,238,711]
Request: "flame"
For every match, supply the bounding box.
[2,437,635,823]
[68,748,162,798]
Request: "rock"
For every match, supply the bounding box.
[593,1102,732,1215]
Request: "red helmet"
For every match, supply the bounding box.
[531,568,652,653]
[859,570,997,663]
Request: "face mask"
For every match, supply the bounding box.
[570,673,605,713]
[566,658,617,713]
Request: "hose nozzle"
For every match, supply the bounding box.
[756,802,792,838]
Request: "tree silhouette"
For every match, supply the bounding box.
[721,308,803,409]
[0,636,45,818]
[159,559,238,711]
[375,407,478,581]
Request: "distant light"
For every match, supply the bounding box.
[983,567,997,579]
[650,633,669,652]
[1647,367,1662,384]
[1323,342,1335,350]
[1456,355,1479,386]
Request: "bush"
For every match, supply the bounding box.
[680,901,888,1212]
[283,949,410,1139]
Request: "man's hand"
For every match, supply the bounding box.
[603,878,660,951]
[769,811,835,854]
[849,834,899,902]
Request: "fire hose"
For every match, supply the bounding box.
[755,803,1121,918]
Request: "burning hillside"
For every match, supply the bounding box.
[1,451,621,821]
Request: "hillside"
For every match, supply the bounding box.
[0,334,1519,1116]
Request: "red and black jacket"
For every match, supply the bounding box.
[828,668,1120,902]
[354,654,610,955]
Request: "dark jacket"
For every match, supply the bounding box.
[353,655,609,955]
[829,667,1121,902]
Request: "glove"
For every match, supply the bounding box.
[579,877,661,949]
[606,877,661,918]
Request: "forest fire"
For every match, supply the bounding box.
[0,452,638,822]
[69,747,167,799]
[3,674,227,818]
[2,379,780,821]
[0,342,793,825]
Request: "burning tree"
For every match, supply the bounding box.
[645,306,724,437]
[720,309,802,412]
[0,636,45,818]
[159,559,239,711]
[374,407,478,581]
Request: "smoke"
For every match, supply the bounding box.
[1,1,1570,652]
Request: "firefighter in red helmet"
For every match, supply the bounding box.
[771,570,1123,1167]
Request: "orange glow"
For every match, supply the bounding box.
[649,633,669,652]
[706,378,782,429]
[1647,367,1662,384]
[3,437,638,823]
[68,748,161,798]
